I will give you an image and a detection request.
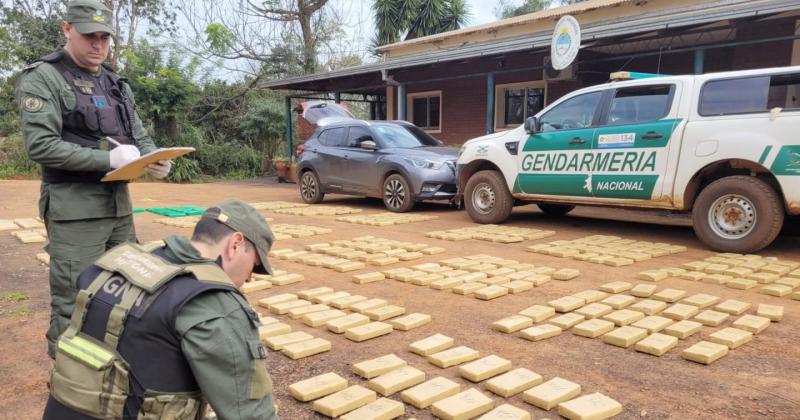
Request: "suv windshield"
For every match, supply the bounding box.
[373,124,440,148]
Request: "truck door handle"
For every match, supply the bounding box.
[569,138,586,145]
[642,132,663,140]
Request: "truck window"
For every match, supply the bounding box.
[539,91,603,132]
[607,85,673,125]
[699,76,769,116]
[767,72,800,110]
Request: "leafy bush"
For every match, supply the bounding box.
[155,125,262,181]
[166,157,201,183]
[194,143,262,179]
[0,134,40,178]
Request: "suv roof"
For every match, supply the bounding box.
[316,120,414,129]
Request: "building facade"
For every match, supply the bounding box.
[265,0,800,148]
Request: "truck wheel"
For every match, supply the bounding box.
[383,174,415,212]
[465,170,513,224]
[299,170,324,204]
[692,176,783,252]
[537,204,575,217]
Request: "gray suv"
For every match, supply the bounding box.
[296,120,458,212]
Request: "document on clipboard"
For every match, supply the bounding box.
[101,147,195,182]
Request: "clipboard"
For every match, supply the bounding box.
[102,147,195,182]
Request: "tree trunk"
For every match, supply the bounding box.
[298,1,317,74]
[154,116,179,141]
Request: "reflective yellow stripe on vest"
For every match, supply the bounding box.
[58,336,114,369]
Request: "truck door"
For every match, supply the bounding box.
[518,91,604,197]
[590,84,679,202]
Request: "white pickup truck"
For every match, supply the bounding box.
[456,67,800,252]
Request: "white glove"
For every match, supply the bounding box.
[145,160,172,179]
[109,145,141,169]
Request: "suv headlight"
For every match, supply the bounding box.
[404,157,444,170]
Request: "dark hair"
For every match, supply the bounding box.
[191,216,237,245]
[192,211,254,250]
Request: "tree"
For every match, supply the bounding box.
[177,0,342,76]
[101,0,178,68]
[0,1,63,72]
[0,0,177,71]
[246,0,328,74]
[239,97,285,164]
[123,40,199,140]
[494,0,548,19]
[373,0,470,47]
[495,0,587,19]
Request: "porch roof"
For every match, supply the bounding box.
[261,0,800,93]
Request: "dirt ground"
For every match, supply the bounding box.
[1,178,798,419]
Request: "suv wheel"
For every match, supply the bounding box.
[537,203,575,217]
[299,170,324,204]
[383,174,415,212]
[465,170,513,223]
[692,175,783,252]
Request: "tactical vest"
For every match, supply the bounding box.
[46,243,256,419]
[39,50,136,184]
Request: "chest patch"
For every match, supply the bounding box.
[92,96,107,108]
[73,79,95,94]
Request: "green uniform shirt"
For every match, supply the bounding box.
[16,50,157,221]
[164,235,277,420]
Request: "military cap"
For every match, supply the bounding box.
[66,0,114,35]
[202,200,274,275]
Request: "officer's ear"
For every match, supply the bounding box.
[61,21,72,41]
[222,232,247,259]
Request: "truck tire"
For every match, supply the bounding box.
[692,176,783,253]
[465,170,513,224]
[383,174,415,212]
[537,204,575,217]
[299,170,325,204]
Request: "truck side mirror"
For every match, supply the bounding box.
[524,116,538,135]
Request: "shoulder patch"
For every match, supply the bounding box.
[22,96,44,112]
[95,243,184,293]
[23,61,42,71]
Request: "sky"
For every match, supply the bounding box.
[468,0,503,26]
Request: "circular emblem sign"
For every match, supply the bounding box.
[550,15,581,70]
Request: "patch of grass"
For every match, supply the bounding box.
[11,307,32,316]
[6,292,29,302]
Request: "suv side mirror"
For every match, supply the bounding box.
[524,116,538,135]
[360,140,378,150]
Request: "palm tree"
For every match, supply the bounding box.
[373,0,470,48]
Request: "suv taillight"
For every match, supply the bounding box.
[296,144,305,155]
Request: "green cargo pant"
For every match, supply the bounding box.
[44,215,136,358]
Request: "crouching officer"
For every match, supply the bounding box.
[43,200,278,419]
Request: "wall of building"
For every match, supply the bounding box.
[388,16,799,145]
[405,76,487,145]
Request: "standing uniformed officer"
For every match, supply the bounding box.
[15,0,172,358]
[43,199,279,419]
